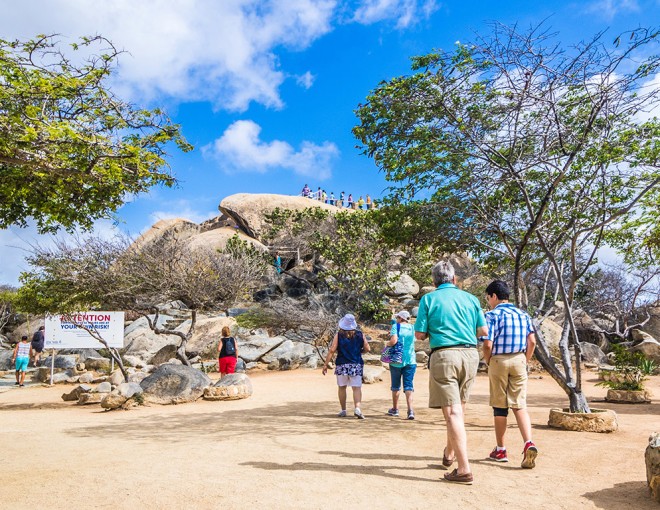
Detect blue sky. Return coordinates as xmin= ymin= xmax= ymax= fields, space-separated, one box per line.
xmin=1 ymin=0 xmax=659 ymax=286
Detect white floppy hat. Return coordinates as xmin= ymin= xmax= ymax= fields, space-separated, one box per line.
xmin=396 ymin=310 xmax=411 ymax=321
xmin=338 ymin=314 xmax=358 ymax=331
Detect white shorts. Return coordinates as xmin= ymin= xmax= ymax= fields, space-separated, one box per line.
xmin=336 ymin=374 xmax=362 ymax=387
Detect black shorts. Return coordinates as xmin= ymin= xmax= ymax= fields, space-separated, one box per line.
xmin=31 ymin=344 xmax=44 ymax=353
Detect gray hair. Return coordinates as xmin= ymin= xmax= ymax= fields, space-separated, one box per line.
xmin=432 ymin=260 xmax=455 ymax=287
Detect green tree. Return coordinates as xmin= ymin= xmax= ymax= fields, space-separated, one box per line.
xmin=0 ymin=35 xmax=192 ymax=233
xmin=355 ymin=23 xmax=660 ymax=412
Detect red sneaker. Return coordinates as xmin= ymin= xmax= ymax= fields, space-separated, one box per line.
xmin=522 ymin=442 xmax=538 ymax=469
xmin=489 ymin=447 xmax=508 ymax=462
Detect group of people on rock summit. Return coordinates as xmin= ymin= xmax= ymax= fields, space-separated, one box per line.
xmin=322 ymin=260 xmax=538 ymax=485
xmin=300 ymin=184 xmax=375 ymax=209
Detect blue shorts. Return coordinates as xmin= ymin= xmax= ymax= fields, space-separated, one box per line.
xmin=15 ymin=356 xmax=29 ymax=372
xmin=390 ymin=364 xmax=416 ymax=392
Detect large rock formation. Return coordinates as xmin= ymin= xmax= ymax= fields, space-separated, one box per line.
xmin=220 ymin=193 xmax=340 ymax=241
xmin=133 ymin=218 xmax=200 ymax=250
xmin=185 ymin=226 xmax=267 ymax=253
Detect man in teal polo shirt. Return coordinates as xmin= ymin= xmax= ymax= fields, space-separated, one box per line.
xmin=415 ymin=260 xmax=487 ymax=485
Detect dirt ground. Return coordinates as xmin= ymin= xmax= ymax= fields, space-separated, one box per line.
xmin=0 ymin=367 xmax=658 ymax=510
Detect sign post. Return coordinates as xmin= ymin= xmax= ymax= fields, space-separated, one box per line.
xmin=45 ymin=312 xmax=125 ymax=384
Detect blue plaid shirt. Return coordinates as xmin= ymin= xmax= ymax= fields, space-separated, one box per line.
xmin=485 ymin=303 xmax=534 ymax=355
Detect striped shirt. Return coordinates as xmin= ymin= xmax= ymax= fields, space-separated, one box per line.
xmin=16 ymin=342 xmax=31 ymax=358
xmin=485 ymin=303 xmax=534 ymax=355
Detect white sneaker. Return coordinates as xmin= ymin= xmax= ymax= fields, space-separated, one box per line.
xmin=354 ymin=408 xmax=365 ymax=419
xmin=337 ymin=410 xmax=347 ymax=417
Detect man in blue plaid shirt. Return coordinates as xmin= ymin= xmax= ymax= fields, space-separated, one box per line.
xmin=482 ymin=280 xmax=539 ymax=469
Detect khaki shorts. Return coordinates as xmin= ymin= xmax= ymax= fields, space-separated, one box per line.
xmin=488 ymin=352 xmax=528 ymax=409
xmin=428 ymin=348 xmax=479 ymax=408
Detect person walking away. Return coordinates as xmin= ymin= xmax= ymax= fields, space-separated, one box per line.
xmin=329 ymin=192 xmax=336 ymax=206
xmin=357 ymin=196 xmax=365 ymax=209
xmin=415 ymin=260 xmax=488 ymax=485
xmin=218 ymin=326 xmax=239 ymax=377
xmin=347 ymin=194 xmax=354 ymax=209
xmin=31 ymin=325 xmax=45 ymax=366
xmin=339 ymin=191 xmax=345 ymax=208
xmin=274 ymin=251 xmax=282 ymax=274
xmin=12 ymin=335 xmax=32 ymax=387
xmin=366 ymin=194 xmax=372 ymax=209
xmin=316 ymin=187 xmax=322 ymax=200
xmin=387 ymin=310 xmax=417 ymax=419
xmin=481 ymin=280 xmax=538 ymax=469
xmin=322 ymin=190 xmax=327 ymax=203
xmin=322 ymin=314 xmax=370 ymax=419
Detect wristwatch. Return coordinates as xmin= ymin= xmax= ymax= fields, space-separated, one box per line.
xmin=478 ymin=336 xmax=489 ymax=342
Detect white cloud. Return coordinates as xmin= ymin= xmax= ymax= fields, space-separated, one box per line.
xmin=205 ymin=120 xmax=339 ymax=179
xmin=296 ymin=71 xmax=316 ymax=89
xmin=584 ymin=0 xmax=639 ymax=20
xmin=0 ymin=0 xmax=337 ymax=112
xmin=352 ymin=0 xmax=439 ymax=28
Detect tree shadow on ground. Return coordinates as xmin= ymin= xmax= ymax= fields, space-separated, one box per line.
xmin=582 ymin=481 xmax=657 ymax=509
xmin=0 ymin=401 xmax=71 ymax=411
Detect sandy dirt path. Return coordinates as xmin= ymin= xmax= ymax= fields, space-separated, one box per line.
xmin=0 ymin=367 xmax=658 ymax=510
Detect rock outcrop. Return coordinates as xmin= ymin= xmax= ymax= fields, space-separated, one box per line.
xmin=647 ymin=432 xmax=660 ymax=503
xmin=220 ymin=193 xmax=340 ymax=241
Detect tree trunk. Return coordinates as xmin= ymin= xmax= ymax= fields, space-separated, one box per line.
xmin=533 ymin=321 xmax=591 ymax=413
xmin=558 ymin=318 xmax=574 ymax=384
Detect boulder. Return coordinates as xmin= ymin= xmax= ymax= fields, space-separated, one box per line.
xmin=276 ymin=276 xmax=312 ymax=298
xmin=78 ymin=372 xmax=95 ymax=383
xmin=605 ymin=389 xmax=652 ymax=404
xmin=0 ymin=350 xmax=13 ymax=370
xmin=411 ymin=306 xmax=419 ymax=318
xmin=219 ymin=193 xmax=340 ymax=241
xmin=149 ymin=344 xmax=179 ymax=366
xmin=94 ymin=382 xmax=112 ymax=393
xmin=647 ymin=432 xmax=660 ymax=503
xmin=84 ymin=357 xmax=111 ymax=372
xmin=632 ymin=329 xmax=657 ymax=344
xmin=418 ymin=286 xmax=436 ymax=298
xmin=203 ymin=373 xmax=253 ymax=401
xmin=40 ymin=355 xmax=78 ymax=370
xmin=537 ymin=319 xmax=563 ymax=354
xmin=101 ymin=393 xmax=128 ymax=410
xmin=579 ymin=343 xmax=608 ymax=365
xmin=177 ymin=315 xmax=236 ymax=359
xmin=260 ymin=340 xmax=317 ymax=370
xmin=109 ymin=370 xmax=125 ymax=386
xmin=140 ymin=364 xmax=212 ymax=405
xmin=117 ymin=382 xmax=143 ymax=398
xmin=386 ymin=272 xmax=419 ymax=297
xmin=643 ymin=307 xmax=660 ymax=344
xmin=122 ymin=318 xmax=180 ymax=365
xmin=237 ymin=335 xmax=286 ymax=363
xmin=416 ymin=351 xmax=429 ymax=365
xmin=59 ymin=349 xmax=102 ymax=363
xmin=630 ymin=338 xmax=660 ymax=364
xmin=61 ymin=384 xmax=92 ymax=402
xmin=362 ymin=365 xmax=385 ymax=384
xmin=185 ymin=227 xmax=266 ymax=253
xmin=77 ymin=393 xmax=104 ymax=405
xmin=128 ymin=371 xmax=149 ymax=384
xmin=124 ymin=313 xmax=175 ymax=337
xmin=548 ymin=408 xmax=618 ymax=433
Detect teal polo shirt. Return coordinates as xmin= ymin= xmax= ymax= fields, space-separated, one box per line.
xmin=414 ymin=283 xmax=486 ymax=348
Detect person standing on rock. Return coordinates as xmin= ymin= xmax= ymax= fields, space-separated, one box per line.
xmin=481 ymin=280 xmax=538 ymax=469
xmin=386 ymin=310 xmax=417 ymax=419
xmin=31 ymin=325 xmax=45 ymax=366
xmin=12 ymin=335 xmax=33 ymax=387
xmin=347 ymin=194 xmax=354 ymax=208
xmin=414 ymin=260 xmax=487 ymax=485
xmin=218 ymin=326 xmax=238 ymax=377
xmin=274 ymin=251 xmax=282 ymax=274
xmin=322 ymin=314 xmax=370 ymax=419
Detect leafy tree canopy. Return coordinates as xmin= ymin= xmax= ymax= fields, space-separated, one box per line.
xmin=0 ymin=35 xmax=192 ymax=233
